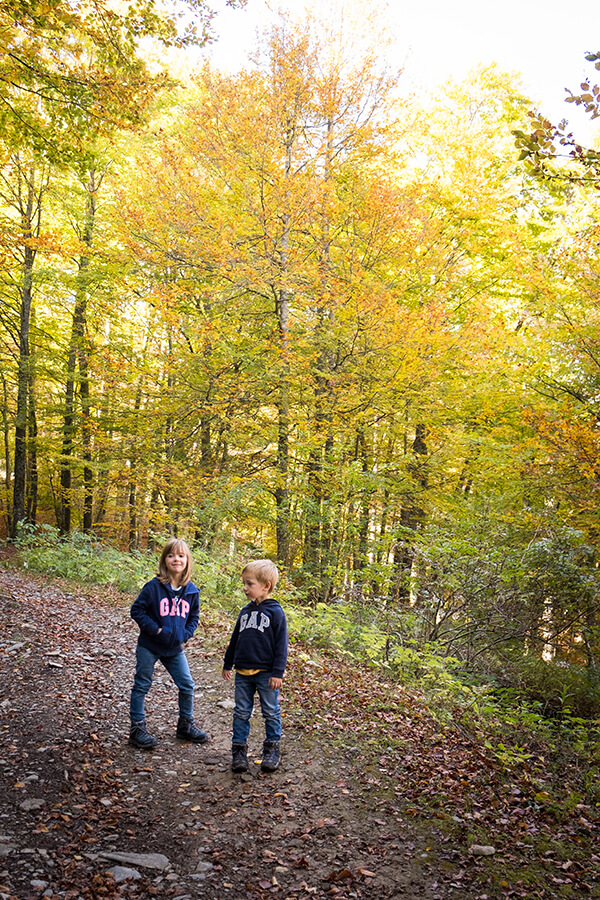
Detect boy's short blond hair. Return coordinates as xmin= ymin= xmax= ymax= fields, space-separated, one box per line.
xmin=242 ymin=559 xmax=279 ymax=591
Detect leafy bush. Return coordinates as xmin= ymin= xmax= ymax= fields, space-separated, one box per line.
xmin=490 ymin=650 xmax=600 ymax=719
xmin=13 ymin=524 xmax=155 ymax=593
xmin=10 ymin=525 xmax=300 ymax=615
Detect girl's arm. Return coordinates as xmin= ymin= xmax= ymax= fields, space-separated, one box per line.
xmin=130 ymin=583 xmax=160 ymax=636
xmin=183 ymin=591 xmax=200 ymax=642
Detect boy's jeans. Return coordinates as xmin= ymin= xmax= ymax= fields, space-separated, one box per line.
xmin=130 ymin=645 xmax=195 ymax=722
xmin=233 ymin=671 xmax=281 ymax=744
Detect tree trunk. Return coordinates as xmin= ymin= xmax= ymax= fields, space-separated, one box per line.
xmin=60 ymin=167 xmax=99 ymax=533
xmin=26 ymin=371 xmax=38 ymax=523
xmin=275 ymin=280 xmax=291 ymax=567
xmin=13 ymin=233 xmax=36 ymax=532
xmin=1 ymin=374 xmax=11 ymax=534
xmin=9 ymin=158 xmax=48 ymax=536
xmin=79 ymin=350 xmax=93 ymax=532
xmin=393 ymin=422 xmax=428 ymax=602
xmin=275 ymin=121 xmax=294 ymax=568
xmin=355 ymin=426 xmax=372 ymax=577
xmin=304 ymin=116 xmax=336 ymax=600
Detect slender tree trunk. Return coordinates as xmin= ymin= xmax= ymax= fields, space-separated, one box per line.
xmin=79 ymin=349 xmax=93 ymax=532
xmin=162 ymin=327 xmax=181 ymax=535
xmin=148 ymin=485 xmax=161 ymax=550
xmin=393 ymin=422 xmax=428 ymax=602
xmin=275 ymin=122 xmax=293 ymax=568
xmin=1 ymin=374 xmax=11 ymax=534
xmin=275 ymin=279 xmax=290 ymax=566
xmin=127 ymin=375 xmax=145 ymax=550
xmin=128 ymin=475 xmax=138 ymax=550
xmin=60 ymin=167 xmax=100 ymax=533
xmin=26 ymin=371 xmax=38 ymax=523
xmin=356 ymin=426 xmax=372 ymax=577
xmin=59 ymin=338 xmax=76 ymax=533
xmin=93 ymin=387 xmax=111 ymax=532
xmin=304 ymin=117 xmax=336 ymax=599
xmin=13 ymin=242 xmax=36 ymax=533
xmin=10 ymin=159 xmax=47 ymax=536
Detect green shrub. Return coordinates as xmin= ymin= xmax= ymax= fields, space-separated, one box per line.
xmin=13 ymin=524 xmax=155 ymax=593
xmin=489 ymin=650 xmax=600 ymax=719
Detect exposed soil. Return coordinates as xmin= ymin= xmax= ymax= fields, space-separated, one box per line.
xmin=0 ymin=562 xmax=598 ymax=900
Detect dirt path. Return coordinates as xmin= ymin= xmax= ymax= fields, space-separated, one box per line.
xmin=1 ymin=567 xmax=598 ymax=900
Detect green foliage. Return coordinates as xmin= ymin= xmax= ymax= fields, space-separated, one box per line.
xmin=491 ymin=652 xmax=600 ymax=719
xmin=11 ymin=525 xmax=300 ymax=616
xmin=405 ymin=513 xmax=600 ymax=686
xmin=285 ymin=599 xmax=485 ymax=723
xmin=12 ymin=524 xmax=155 ymax=593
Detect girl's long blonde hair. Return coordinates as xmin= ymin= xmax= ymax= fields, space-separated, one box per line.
xmin=157 ymin=538 xmax=193 ymax=586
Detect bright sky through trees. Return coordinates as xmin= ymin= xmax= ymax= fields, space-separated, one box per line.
xmin=206 ymin=0 xmax=600 ymax=144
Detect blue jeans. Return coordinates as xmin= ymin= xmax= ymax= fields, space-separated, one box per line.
xmin=130 ymin=645 xmax=195 ymax=722
xmin=233 ymin=671 xmax=281 ymax=744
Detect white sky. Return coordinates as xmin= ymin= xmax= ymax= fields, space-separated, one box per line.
xmin=203 ymin=0 xmax=600 ymax=144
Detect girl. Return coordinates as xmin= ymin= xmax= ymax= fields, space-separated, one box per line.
xmin=128 ymin=538 xmax=208 ymax=749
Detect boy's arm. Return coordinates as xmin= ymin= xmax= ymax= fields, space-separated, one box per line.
xmin=222 ymin=617 xmax=241 ymax=672
xmin=130 ymin=583 xmax=160 ymax=636
xmin=270 ymin=609 xmax=288 ymax=681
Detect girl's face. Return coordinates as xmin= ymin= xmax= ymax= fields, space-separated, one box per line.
xmin=165 ymin=547 xmax=188 ymax=584
xmin=242 ymin=574 xmax=271 ymax=604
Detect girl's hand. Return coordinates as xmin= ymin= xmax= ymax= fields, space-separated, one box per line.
xmin=269 ymin=676 xmax=282 ymax=690
xmin=222 ymin=668 xmax=232 ymax=680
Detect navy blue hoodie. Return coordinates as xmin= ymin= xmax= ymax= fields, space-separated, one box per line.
xmin=130 ymin=576 xmax=200 ymax=657
xmin=223 ymin=598 xmax=288 ymax=679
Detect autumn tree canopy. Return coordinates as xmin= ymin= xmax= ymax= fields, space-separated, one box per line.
xmin=0 ymin=1 xmax=599 ymax=681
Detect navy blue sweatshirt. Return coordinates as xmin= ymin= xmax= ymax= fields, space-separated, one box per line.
xmin=223 ymin=598 xmax=288 ymax=679
xmin=130 ymin=576 xmax=200 ymax=657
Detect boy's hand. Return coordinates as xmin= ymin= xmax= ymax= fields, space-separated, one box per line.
xmin=269 ymin=676 xmax=282 ymax=690
xmin=222 ymin=668 xmax=232 ymax=680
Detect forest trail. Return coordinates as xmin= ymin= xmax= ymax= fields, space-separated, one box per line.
xmin=0 ymin=565 xmax=598 ymax=900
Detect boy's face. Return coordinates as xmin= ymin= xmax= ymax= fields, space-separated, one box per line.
xmin=242 ymin=574 xmax=271 ymax=604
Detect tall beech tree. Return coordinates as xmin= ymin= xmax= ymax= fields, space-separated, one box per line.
xmin=120 ymin=11 xmax=414 ymax=577
xmin=58 ymin=163 xmax=106 ymax=534
xmin=0 ymin=154 xmax=49 ymax=534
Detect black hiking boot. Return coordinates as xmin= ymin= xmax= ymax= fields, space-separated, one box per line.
xmin=129 ymin=719 xmax=158 ymax=750
xmin=176 ymin=716 xmax=209 ymax=744
xmin=231 ymin=742 xmax=249 ymax=773
xmin=261 ymin=740 xmax=281 ymax=772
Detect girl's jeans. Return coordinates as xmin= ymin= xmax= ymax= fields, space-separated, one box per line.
xmin=233 ymin=671 xmax=281 ymax=744
xmin=130 ymin=645 xmax=195 ymax=722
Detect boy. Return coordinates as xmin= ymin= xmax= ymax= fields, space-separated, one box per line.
xmin=222 ymin=559 xmax=288 ymax=773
